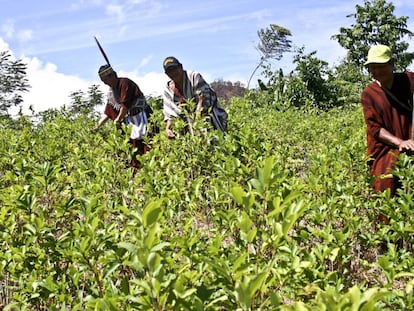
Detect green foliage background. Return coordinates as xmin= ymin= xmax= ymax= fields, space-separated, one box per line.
xmin=1 ymin=94 xmax=414 ymax=310
xmin=2 ymin=0 xmax=414 ymax=307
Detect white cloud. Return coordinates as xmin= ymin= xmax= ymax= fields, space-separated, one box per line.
xmin=17 ymin=29 xmax=33 ymax=43
xmin=106 ymin=4 xmax=125 ymax=20
xmin=0 ymin=37 xmax=10 ymax=50
xmin=1 ymin=20 xmax=15 ymax=38
xmin=117 ymin=70 xmax=168 ymax=97
xmin=1 ymin=20 xmax=32 ymax=43
xmin=128 ymin=0 xmax=147 ymax=4
xmin=139 ymin=55 xmax=152 ymax=68
xmin=70 ymin=0 xmax=104 ymax=10
xmin=2 ymin=38 xmax=84 ymax=117
xmin=19 ymin=56 xmax=95 ymax=114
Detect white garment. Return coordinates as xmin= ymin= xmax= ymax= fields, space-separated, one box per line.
xmin=126 ymin=111 xmax=148 ymax=140
xmin=108 ymin=89 xmax=149 ymax=140
xmin=162 ymin=70 xmax=213 ymax=121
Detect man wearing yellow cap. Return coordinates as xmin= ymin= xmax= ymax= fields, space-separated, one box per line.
xmin=162 ymin=56 xmax=228 ymax=138
xmin=361 ymin=44 xmax=414 ymax=196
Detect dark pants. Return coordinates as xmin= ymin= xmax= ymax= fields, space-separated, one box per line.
xmin=130 ymin=139 xmax=150 ymax=172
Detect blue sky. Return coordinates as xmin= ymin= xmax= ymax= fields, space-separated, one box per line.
xmin=1 ymin=0 xmax=414 ymax=113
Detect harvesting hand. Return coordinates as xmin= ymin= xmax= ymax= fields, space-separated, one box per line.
xmin=166 ymin=128 xmax=175 ymax=139
xmin=398 ymin=139 xmax=414 ymax=151
xmin=165 ymin=119 xmax=175 ymax=139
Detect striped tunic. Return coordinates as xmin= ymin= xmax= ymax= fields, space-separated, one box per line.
xmin=361 ymin=72 xmax=414 ymax=194
xmin=162 ymin=70 xmax=217 ymax=121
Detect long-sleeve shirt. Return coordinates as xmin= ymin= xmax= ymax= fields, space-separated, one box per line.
xmin=162 ymin=70 xmax=217 ymax=121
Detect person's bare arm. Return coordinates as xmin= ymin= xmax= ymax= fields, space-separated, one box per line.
xmin=196 ymin=94 xmax=203 ymax=113
xmin=165 ymin=119 xmax=175 ymax=138
xmin=379 ymin=128 xmax=414 ymax=151
xmin=94 ymin=114 xmax=110 ymax=131
xmin=114 ymin=105 xmax=128 ymax=124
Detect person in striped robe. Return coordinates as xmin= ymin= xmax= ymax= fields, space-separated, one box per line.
xmin=162 ymin=56 xmax=227 ymax=138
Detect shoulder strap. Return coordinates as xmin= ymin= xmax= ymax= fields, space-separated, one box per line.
xmin=406 ymin=72 xmax=414 ymax=94
xmin=377 ymin=80 xmax=412 ymax=113
xmin=379 ymin=75 xmax=414 ymax=139
xmin=408 ymin=72 xmax=414 ymax=139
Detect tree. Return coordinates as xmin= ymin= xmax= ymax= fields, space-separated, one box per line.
xmin=68 ymin=84 xmax=103 ymax=115
xmin=247 ymin=24 xmax=292 ymax=88
xmin=291 ymin=47 xmax=342 ymax=109
xmin=249 ymin=47 xmax=346 ymax=111
xmin=0 ymin=51 xmax=30 ymax=116
xmin=332 ymin=0 xmax=414 ymax=70
xmin=332 ymin=60 xmax=371 ymax=106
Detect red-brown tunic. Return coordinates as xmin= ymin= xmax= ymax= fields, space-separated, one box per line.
xmin=103 ymin=77 xmax=149 ymax=172
xmin=361 ymin=72 xmax=414 ymax=195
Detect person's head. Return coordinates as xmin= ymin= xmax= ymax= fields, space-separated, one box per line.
xmin=163 ymin=56 xmax=183 ymax=82
xmin=364 ymin=44 xmax=394 ymax=84
xmin=98 ymin=64 xmax=117 ymax=87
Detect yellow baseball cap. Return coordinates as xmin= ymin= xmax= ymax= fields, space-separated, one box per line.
xmin=364 ymin=44 xmax=392 ymax=65
xmin=163 ymin=56 xmax=181 ymax=72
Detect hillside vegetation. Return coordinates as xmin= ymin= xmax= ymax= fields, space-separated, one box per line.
xmin=1 ymin=96 xmax=414 ymax=310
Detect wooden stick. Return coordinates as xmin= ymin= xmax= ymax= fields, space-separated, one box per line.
xmin=94 ymin=36 xmax=111 ymax=66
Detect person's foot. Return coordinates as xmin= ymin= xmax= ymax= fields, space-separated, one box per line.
xmin=377 ymin=213 xmax=390 ymax=225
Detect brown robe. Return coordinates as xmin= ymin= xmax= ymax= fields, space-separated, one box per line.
xmin=103 ymin=77 xmax=149 ymax=172
xmin=361 ymin=72 xmax=414 ymax=195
